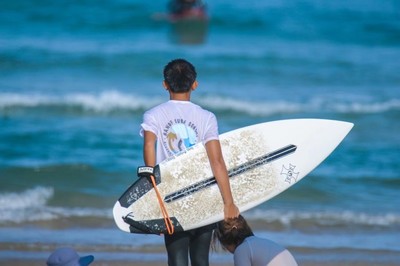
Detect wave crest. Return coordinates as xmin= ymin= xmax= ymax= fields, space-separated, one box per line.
xmin=247 ymin=209 xmax=400 ymax=229
xmin=0 ymin=91 xmax=399 ymax=116
xmin=0 ymin=186 xmax=110 ymax=224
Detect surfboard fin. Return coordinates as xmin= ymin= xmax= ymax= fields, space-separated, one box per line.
xmin=123 ymin=215 xmax=155 ymax=234
xmin=123 ymin=214 xmax=183 ymax=235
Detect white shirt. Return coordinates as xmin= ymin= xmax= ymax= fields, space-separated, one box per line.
xmin=140 ymin=100 xmax=219 ymax=164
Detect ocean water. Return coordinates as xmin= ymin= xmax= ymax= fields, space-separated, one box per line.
xmin=1 ymin=0 xmax=400 ymax=264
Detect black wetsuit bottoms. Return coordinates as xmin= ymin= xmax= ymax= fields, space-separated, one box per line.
xmin=164 ymin=223 xmax=216 ymax=266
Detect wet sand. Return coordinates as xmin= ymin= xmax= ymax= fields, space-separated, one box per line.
xmin=2 ymin=245 xmax=400 ymax=266
xmin=5 ymin=259 xmax=400 ymax=266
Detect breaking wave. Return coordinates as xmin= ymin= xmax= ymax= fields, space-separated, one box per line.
xmin=0 ymin=186 xmax=110 ymax=224
xmin=1 ymin=91 xmax=399 ymax=117
xmin=1 ymin=186 xmax=398 ymax=230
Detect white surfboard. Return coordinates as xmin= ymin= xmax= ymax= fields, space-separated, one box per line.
xmin=113 ymin=119 xmax=353 ymax=234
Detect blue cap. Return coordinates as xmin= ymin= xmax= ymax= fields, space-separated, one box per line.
xmin=46 ymin=247 xmax=94 ymax=266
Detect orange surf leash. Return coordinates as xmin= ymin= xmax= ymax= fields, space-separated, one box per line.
xmin=149 ymin=174 xmax=175 ymax=235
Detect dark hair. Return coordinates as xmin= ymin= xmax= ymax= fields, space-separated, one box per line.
xmin=163 ymin=59 xmax=197 ymax=93
xmin=213 ymin=215 xmax=254 ymax=252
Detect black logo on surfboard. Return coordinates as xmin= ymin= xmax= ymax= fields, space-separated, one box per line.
xmin=280 ymin=164 xmax=299 ymax=184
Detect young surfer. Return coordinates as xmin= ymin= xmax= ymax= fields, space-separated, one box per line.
xmin=140 ymin=58 xmax=239 ymax=266
xmin=213 ymin=215 xmax=298 ymax=266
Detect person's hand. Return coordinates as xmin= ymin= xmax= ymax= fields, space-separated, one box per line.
xmin=224 ymin=202 xmax=240 ymax=220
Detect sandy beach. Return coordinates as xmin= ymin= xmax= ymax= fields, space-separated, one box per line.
xmin=5 ymin=256 xmax=400 ymax=266
xmin=5 ymin=258 xmax=400 ymax=266
xmin=1 ymin=243 xmax=400 ymax=266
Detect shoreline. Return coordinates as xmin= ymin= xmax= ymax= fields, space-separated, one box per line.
xmin=3 ymin=257 xmax=400 ymax=266
xmin=1 ymin=244 xmax=400 ymax=266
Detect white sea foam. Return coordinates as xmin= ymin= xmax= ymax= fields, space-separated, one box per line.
xmin=0 ymin=91 xmax=399 ymax=115
xmin=0 ymin=187 xmax=111 ymax=224
xmin=332 ymin=99 xmax=400 ymax=113
xmin=0 ymin=186 xmax=53 ymax=210
xmin=197 ymin=96 xmax=303 ymax=116
xmin=246 ymin=208 xmax=400 ymax=227
xmin=64 ymin=91 xmax=162 ymax=112
xmin=0 ymin=186 xmax=53 ymax=223
xmin=0 ymin=91 xmax=162 ymax=113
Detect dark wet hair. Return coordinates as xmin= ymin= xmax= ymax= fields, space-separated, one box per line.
xmin=213 ymin=215 xmax=254 ymax=251
xmin=163 ymin=59 xmax=197 ymax=93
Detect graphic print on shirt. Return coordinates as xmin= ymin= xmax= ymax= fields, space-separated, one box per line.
xmin=163 ymin=119 xmax=199 ymax=157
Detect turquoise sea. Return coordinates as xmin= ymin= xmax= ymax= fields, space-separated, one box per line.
xmin=1 ymin=0 xmax=399 ymax=264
